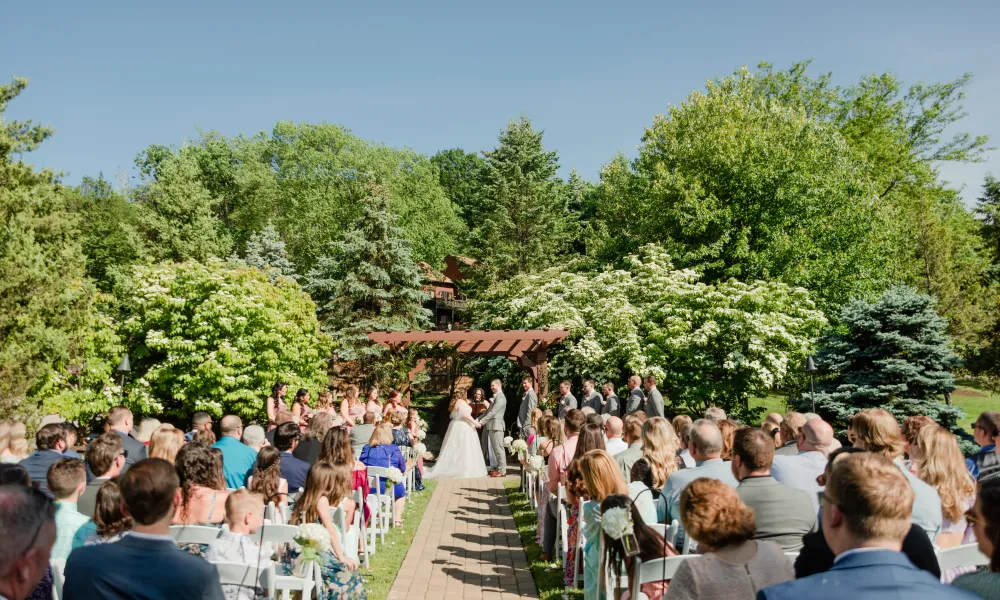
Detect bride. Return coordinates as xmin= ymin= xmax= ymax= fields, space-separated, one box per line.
xmin=425 ymin=393 xmax=488 ymax=479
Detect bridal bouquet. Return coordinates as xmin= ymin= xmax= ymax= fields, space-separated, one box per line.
xmin=387 ymin=467 xmax=404 ymax=484
xmin=292 ymin=522 xmax=331 ymax=576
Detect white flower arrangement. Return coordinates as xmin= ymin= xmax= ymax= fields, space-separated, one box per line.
xmin=528 ymin=454 xmax=544 ymax=473
xmin=416 ymin=429 xmax=427 ymax=441
xmin=294 ymin=522 xmax=331 ymax=554
xmin=503 ymin=436 xmax=514 ymax=450
xmin=386 ymin=467 xmax=404 ymax=484
xmin=601 ymin=506 xmax=634 ymax=541
xmin=511 ymin=439 xmax=528 ymax=454
xmin=413 ymin=442 xmax=427 ymax=455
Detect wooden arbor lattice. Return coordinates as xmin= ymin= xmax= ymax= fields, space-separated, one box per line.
xmin=367 ymin=329 xmax=569 ymax=399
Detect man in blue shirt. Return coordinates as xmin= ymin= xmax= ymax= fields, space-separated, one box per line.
xmin=212 ymin=415 xmax=257 ymax=489
xmin=966 ymin=411 xmax=999 ymax=481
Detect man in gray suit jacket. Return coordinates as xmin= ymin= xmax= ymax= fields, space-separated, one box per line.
xmin=624 ymin=376 xmax=645 ymax=416
xmin=601 ymin=383 xmax=621 ymax=417
xmin=642 ymin=375 xmax=665 ymax=418
xmin=65 ymin=458 xmax=224 ymax=600
xmin=517 ymin=377 xmax=538 ymax=435
xmin=732 ymin=428 xmax=816 ymax=552
xmin=478 ymin=379 xmax=508 ymax=477
xmin=556 ymin=380 xmax=577 ymax=419
xmin=582 ymin=380 xmax=603 ymax=412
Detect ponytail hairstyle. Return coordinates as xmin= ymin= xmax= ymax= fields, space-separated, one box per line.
xmin=249 ymin=446 xmax=282 ymax=500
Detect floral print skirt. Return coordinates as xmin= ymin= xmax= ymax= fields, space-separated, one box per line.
xmin=281 ymin=546 xmax=367 ymax=600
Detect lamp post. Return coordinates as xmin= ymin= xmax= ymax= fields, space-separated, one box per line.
xmin=117 ymin=354 xmax=131 ymax=402
xmin=805 ymin=355 xmax=818 ymax=413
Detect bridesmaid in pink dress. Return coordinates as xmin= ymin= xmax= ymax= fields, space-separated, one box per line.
xmin=382 ymin=390 xmax=405 ymax=418
xmin=339 ymin=385 xmax=365 ymax=426
xmin=364 ymin=386 xmax=383 ymax=421
xmin=291 ymin=388 xmax=314 ymax=433
xmin=314 ymin=390 xmax=339 ymax=417
xmin=266 ymin=381 xmax=288 ymax=431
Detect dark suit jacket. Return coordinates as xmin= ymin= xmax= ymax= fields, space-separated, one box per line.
xmin=761 ymin=549 xmax=972 ymax=600
xmin=112 ymin=429 xmax=147 ymax=469
xmin=19 ymin=450 xmax=71 ymax=494
xmin=265 ymin=428 xmax=276 ymax=446
xmin=293 ymin=439 xmax=323 ymax=465
xmin=602 ymin=394 xmax=621 ymax=417
xmin=280 ymin=451 xmax=310 ymax=492
xmin=644 ymin=387 xmax=665 ymax=418
xmin=793 ymin=524 xmax=940 ymax=580
xmin=78 ymin=477 xmax=111 ymax=519
xmin=625 ymin=388 xmax=645 ymax=415
xmin=65 ymin=533 xmax=224 ymax=600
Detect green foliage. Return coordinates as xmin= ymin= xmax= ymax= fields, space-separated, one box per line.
xmin=464 ymin=117 xmax=573 ymax=284
xmin=234 ymin=221 xmax=297 ymax=280
xmin=306 ymin=185 xmax=430 ymax=386
xmin=804 ymin=286 xmax=965 ymax=434
xmin=473 ymin=245 xmax=826 ymax=420
xmin=430 ymin=147 xmax=485 ymax=226
xmin=70 ymin=175 xmax=148 ymax=292
xmin=120 ymin=260 xmax=330 ymax=421
xmin=977 ymin=175 xmax=1000 ymax=269
xmin=0 ymin=77 xmax=123 ymax=424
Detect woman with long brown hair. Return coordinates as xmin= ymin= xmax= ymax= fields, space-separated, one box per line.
xmin=84 ymin=479 xmax=133 ymax=545
xmin=364 ymin=386 xmax=382 ymax=421
xmin=601 ymin=494 xmax=677 ymax=600
xmin=266 ymin=381 xmax=288 ymax=430
xmin=565 ymin=424 xmax=607 ymax=587
xmin=717 ymin=419 xmax=739 ymax=461
xmin=319 ymin=426 xmax=371 ymax=519
xmin=172 ymin=442 xmax=229 ymax=526
xmin=247 ymin=446 xmax=289 ymax=507
xmin=916 ymin=425 xmax=977 ymax=549
xmin=340 ymin=385 xmax=365 ymax=425
xmin=314 ymin=390 xmax=337 ymax=416
xmin=579 ymin=450 xmax=629 ymax=600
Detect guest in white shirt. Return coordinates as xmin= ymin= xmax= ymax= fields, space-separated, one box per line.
xmin=604 ymin=417 xmax=628 ymax=456
xmin=771 ymin=417 xmax=834 ymax=512
xmin=676 ymin=422 xmax=696 ymax=469
xmin=207 ymin=490 xmax=274 ymax=600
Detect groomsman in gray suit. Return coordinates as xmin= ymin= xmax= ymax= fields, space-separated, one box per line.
xmin=556 ymin=380 xmax=578 ymax=419
xmin=601 ymin=382 xmax=621 ymax=417
xmin=582 ymin=380 xmax=603 ymax=412
xmin=517 ymin=376 xmax=538 ymax=436
xmin=624 ymin=375 xmax=645 ymax=416
xmin=643 ymin=375 xmax=665 ymax=418
xmin=478 ymin=379 xmax=508 ymax=477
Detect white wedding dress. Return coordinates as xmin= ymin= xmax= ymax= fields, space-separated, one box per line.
xmin=425 ymin=399 xmax=488 ymax=479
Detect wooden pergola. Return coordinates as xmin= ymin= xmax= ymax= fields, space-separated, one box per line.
xmin=367 ymin=328 xmax=569 ymax=398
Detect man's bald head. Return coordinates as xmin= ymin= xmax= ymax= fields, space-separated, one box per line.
xmin=799 ymin=418 xmax=834 ymax=455
xmin=689 ymin=419 xmax=723 ymax=460
xmin=220 ymin=415 xmax=243 ymax=437
xmin=605 ymin=416 xmax=623 ymax=438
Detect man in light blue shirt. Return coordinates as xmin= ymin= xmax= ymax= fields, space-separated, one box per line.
xmin=771 ymin=417 xmax=835 ymax=512
xmin=48 ymin=458 xmax=96 ymax=559
xmin=212 ymin=415 xmax=258 ymax=489
xmin=662 ymin=419 xmax=738 ymax=549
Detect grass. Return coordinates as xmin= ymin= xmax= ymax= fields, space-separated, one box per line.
xmin=360 ymin=479 xmax=438 ymax=600
xmin=504 ymin=477 xmax=583 ymax=600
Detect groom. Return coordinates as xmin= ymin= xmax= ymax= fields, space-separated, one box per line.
xmin=478 ymin=379 xmax=507 ymax=478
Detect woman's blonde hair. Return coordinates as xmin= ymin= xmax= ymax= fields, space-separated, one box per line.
xmin=718 ymin=419 xmax=739 ymax=461
xmin=917 ymin=425 xmax=976 ymax=522
xmin=135 ymin=418 xmax=161 ymax=444
xmin=529 ymin=408 xmax=543 ymax=430
xmin=148 ymin=427 xmax=185 ymax=464
xmin=851 ymin=409 xmax=904 ymax=458
xmin=315 ymin=390 xmax=336 ymax=411
xmin=344 ymin=385 xmax=361 ymax=407
xmin=579 ymin=450 xmax=627 ymax=502
xmin=641 ymin=417 xmax=680 ymax=488
xmin=0 ymin=419 xmax=29 ymax=459
xmin=369 ymin=422 xmax=393 ymax=447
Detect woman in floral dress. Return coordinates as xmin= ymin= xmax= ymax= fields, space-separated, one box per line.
xmin=319 ymin=426 xmax=371 ymax=527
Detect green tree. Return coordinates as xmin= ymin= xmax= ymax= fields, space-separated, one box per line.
xmin=121 ymin=260 xmax=330 ymax=421
xmin=465 ymin=117 xmax=572 ymax=284
xmin=306 ymin=185 xmax=430 ymax=385
xmin=236 ymin=221 xmax=297 ymax=280
xmin=804 ymin=286 xmax=965 ymax=434
xmin=430 ymin=147 xmax=485 ymax=226
xmin=0 ymin=77 xmax=122 ymax=423
xmin=977 ymin=175 xmax=1000 ymax=267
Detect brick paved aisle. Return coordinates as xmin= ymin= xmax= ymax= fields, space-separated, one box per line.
xmin=388 ymin=474 xmax=537 ymax=600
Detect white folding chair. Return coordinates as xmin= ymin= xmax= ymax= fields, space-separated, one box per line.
xmin=212 ymin=561 xmax=278 ymax=600
xmin=354 ymin=487 xmax=374 ymax=565
xmin=664 ymin=520 xmax=679 ymax=547
xmin=936 ymin=543 xmax=990 ymax=570
xmin=248 ymin=523 xmax=298 ymax=545
xmin=367 ymin=466 xmax=395 ymax=542
xmin=330 ymin=505 xmax=361 ymax=563
xmin=573 ymin=498 xmax=587 ymax=587
xmin=556 ymin=484 xmax=569 ymax=562
xmin=170 ymin=524 xmax=224 ymax=546
xmin=264 ymin=501 xmax=283 ymax=525
xmin=50 ymin=558 xmax=66 ymax=600
xmin=630 ymin=555 xmax=700 ymax=599
xmin=274 ymin=561 xmax=317 ymax=600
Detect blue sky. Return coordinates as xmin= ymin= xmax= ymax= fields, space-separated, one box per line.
xmin=3 ymin=0 xmax=998 ymax=204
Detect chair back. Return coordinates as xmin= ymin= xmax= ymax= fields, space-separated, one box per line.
xmin=331 ymin=506 xmax=348 ymax=533
xmin=50 ymin=558 xmax=66 ymax=600
xmin=212 ymin=561 xmax=277 ymax=600
xmin=646 ymin=523 xmax=667 ymax=540
xmin=936 ymin=543 xmax=990 ymax=570
xmin=248 ymin=523 xmax=298 ymax=544
xmin=264 ymin=501 xmax=281 ymax=524
xmin=169 ymin=524 xmax=224 ymax=545
xmin=664 ymin=520 xmax=679 ymax=546
xmin=631 ymin=555 xmax=699 ymax=600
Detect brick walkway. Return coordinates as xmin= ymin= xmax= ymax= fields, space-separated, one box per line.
xmin=388 ymin=474 xmax=537 ymax=600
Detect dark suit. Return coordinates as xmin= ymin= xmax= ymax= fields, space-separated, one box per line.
xmin=280 ymin=451 xmax=310 ymax=492
xmin=78 ymin=477 xmax=111 ymax=519
xmin=644 ymin=387 xmax=665 ymax=418
xmin=583 ymin=390 xmax=603 ymax=412
xmin=625 ymin=387 xmax=645 ymax=416
xmin=19 ymin=450 xmax=71 ymax=495
xmin=65 ymin=533 xmax=224 ymax=600
xmin=265 ymin=428 xmax=276 ymax=447
xmin=760 ymin=549 xmax=973 ymax=600
xmin=794 ymin=524 xmax=940 ymax=580
xmin=292 ymin=439 xmax=323 ymax=465
xmin=735 ymin=476 xmax=816 ymax=552
xmin=112 ymin=429 xmax=147 ymax=469
xmin=602 ymin=394 xmax=621 ymax=417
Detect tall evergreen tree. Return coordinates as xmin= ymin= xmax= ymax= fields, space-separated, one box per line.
xmin=465 ymin=117 xmax=571 ymax=284
xmin=430 ymin=147 xmax=485 ymax=226
xmin=802 ymin=286 xmax=966 ymax=435
xmin=306 ymin=184 xmax=430 ymax=384
xmin=238 ymin=222 xmax=297 ymax=280
xmin=976 ymin=175 xmax=1000 ymax=269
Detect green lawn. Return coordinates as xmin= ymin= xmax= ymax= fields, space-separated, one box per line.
xmin=360 ymin=479 xmax=438 ymax=600
xmin=503 ymin=478 xmax=582 ymax=600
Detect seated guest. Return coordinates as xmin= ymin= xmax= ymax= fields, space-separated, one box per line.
xmin=901 ymin=415 xmax=936 ymax=472
xmin=286 ymin=463 xmax=365 ymax=599
xmin=213 ymin=415 xmax=258 ymax=489
xmin=65 ymin=458 xmax=225 ymax=600
xmin=194 ymin=429 xmax=217 ymax=445
xmin=578 ymin=450 xmax=628 ymax=600
xmin=185 ymin=411 xmax=214 ymax=442
xmin=148 ymin=426 xmax=185 ymax=464
xmin=104 ymin=406 xmax=147 ymax=469
xmin=771 ymin=417 xmax=834 ymax=512
xmin=916 ymin=425 xmax=976 ymax=549
xmin=274 ymin=422 xmax=310 ymax=492
xmin=629 ymin=459 xmax=665 ymax=524
xmin=677 ymin=424 xmax=695 ymax=469
xmin=642 ymin=417 xmax=684 ymax=492
xmin=0 ymin=419 xmax=31 ymax=464
xmin=206 ymin=490 xmax=273 ymax=600
xmin=665 ymin=478 xmax=793 ymax=599
xmin=792 ymin=447 xmax=941 ymax=579
xmin=967 ymin=411 xmax=1000 ymax=481
xmin=953 ymin=477 xmax=1000 ymax=598
xmin=0 ymin=483 xmax=57 ymax=600
xmin=760 ymin=452 xmax=970 ymax=600
xmin=247 ymin=447 xmax=288 ymax=508
xmin=760 ymin=414 xmax=782 ymax=449
xmin=601 ymin=494 xmax=677 ymax=600
xmin=360 ymin=423 xmax=407 ymax=526
xmin=350 ymin=413 xmax=377 ymax=459
xmin=704 ymin=406 xmax=727 ymax=422
xmin=48 ymin=458 xmax=96 ymax=559
xmin=83 ymin=479 xmax=132 ymax=545
xmin=265 ymin=411 xmax=296 ymax=446
xmin=79 ymin=433 xmax=125 ymax=519
xmin=60 ymin=423 xmax=83 ymax=460
xmin=19 ymin=423 xmax=71 ymax=494
xmin=775 ymin=412 xmax=806 ymax=456
xmin=172 ymin=443 xmax=229 ymax=528
xmin=663 ymin=419 xmax=739 ymax=549
xmin=134 ymin=418 xmax=161 ymax=447
xmin=604 ymin=416 xmax=628 ymax=456
xmin=614 ymin=415 xmax=644 ymax=480
xmin=731 ymin=428 xmax=816 ymax=552
xmin=718 ymin=419 xmax=738 ymax=461
xmin=850 ymin=409 xmax=942 ymax=539
xmin=241 ymin=425 xmax=267 ymax=453
xmin=294 ymin=412 xmax=333 ymax=465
